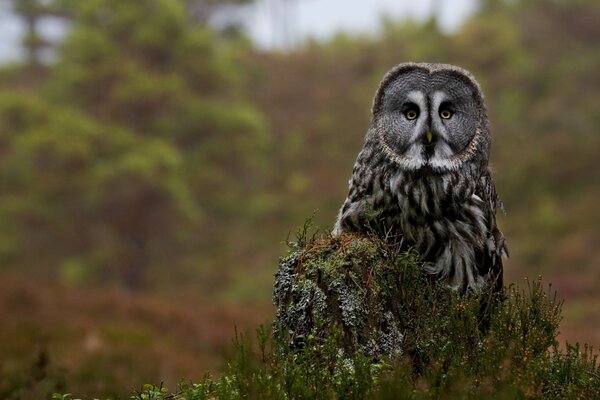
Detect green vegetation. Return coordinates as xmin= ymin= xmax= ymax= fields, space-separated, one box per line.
xmin=128 ymin=232 xmax=599 ymax=399
xmin=0 ymin=0 xmax=269 ymax=290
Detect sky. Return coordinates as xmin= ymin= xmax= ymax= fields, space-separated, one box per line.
xmin=0 ymin=0 xmax=477 ymax=63
xmin=245 ymin=0 xmax=478 ymax=49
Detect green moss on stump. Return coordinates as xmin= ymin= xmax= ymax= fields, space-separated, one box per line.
xmin=274 ymin=234 xmax=413 ymax=357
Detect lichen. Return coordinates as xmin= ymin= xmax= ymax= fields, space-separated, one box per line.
xmin=328 ymin=276 xmax=362 ymax=328
xmin=273 ymin=233 xmax=420 ymax=358
xmin=377 ymin=311 xmax=404 ymax=357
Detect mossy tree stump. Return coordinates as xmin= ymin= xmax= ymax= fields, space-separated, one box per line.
xmin=273 ymin=233 xmax=500 ymax=360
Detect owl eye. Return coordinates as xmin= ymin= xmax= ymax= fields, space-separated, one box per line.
xmin=440 ymin=109 xmax=453 ymax=119
xmin=405 ymin=110 xmax=418 ymax=120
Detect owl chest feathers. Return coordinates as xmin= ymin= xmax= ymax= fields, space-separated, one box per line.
xmin=390 ymin=171 xmax=487 ymax=244
xmin=335 ymin=163 xmax=501 ymax=291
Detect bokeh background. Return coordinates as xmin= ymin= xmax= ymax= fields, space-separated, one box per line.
xmin=0 ymin=0 xmax=597 ymax=398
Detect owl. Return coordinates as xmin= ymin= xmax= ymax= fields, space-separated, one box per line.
xmin=333 ymin=62 xmax=508 ymax=292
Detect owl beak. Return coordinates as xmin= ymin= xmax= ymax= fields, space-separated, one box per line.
xmin=426 ymin=131 xmax=433 ymax=144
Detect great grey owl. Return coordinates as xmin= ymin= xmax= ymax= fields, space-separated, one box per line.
xmin=333 ymin=62 xmax=507 ymax=292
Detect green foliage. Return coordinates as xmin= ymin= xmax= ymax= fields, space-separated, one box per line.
xmin=131 ymin=234 xmax=600 ymax=399
xmin=0 ymin=0 xmax=269 ymax=290
xmin=133 ymin=383 xmax=169 ymax=400
xmin=0 ymin=93 xmax=198 ymax=287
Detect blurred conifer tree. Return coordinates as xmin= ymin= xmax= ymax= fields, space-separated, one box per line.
xmin=0 ymin=0 xmax=269 ymax=290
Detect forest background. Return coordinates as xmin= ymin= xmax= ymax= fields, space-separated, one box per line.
xmin=0 ymin=0 xmax=598 ymax=398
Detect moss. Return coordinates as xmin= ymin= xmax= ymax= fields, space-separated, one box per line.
xmin=274 ymin=232 xmax=471 ymax=360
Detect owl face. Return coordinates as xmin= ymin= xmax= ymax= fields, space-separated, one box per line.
xmin=372 ymin=64 xmax=487 ymax=172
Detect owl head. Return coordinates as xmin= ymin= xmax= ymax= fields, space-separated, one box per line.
xmin=370 ymin=62 xmax=491 ymax=172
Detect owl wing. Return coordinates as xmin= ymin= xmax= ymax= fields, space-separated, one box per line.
xmin=476 ymin=169 xmax=508 ymax=293
xmin=332 ymin=141 xmax=385 ymax=235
